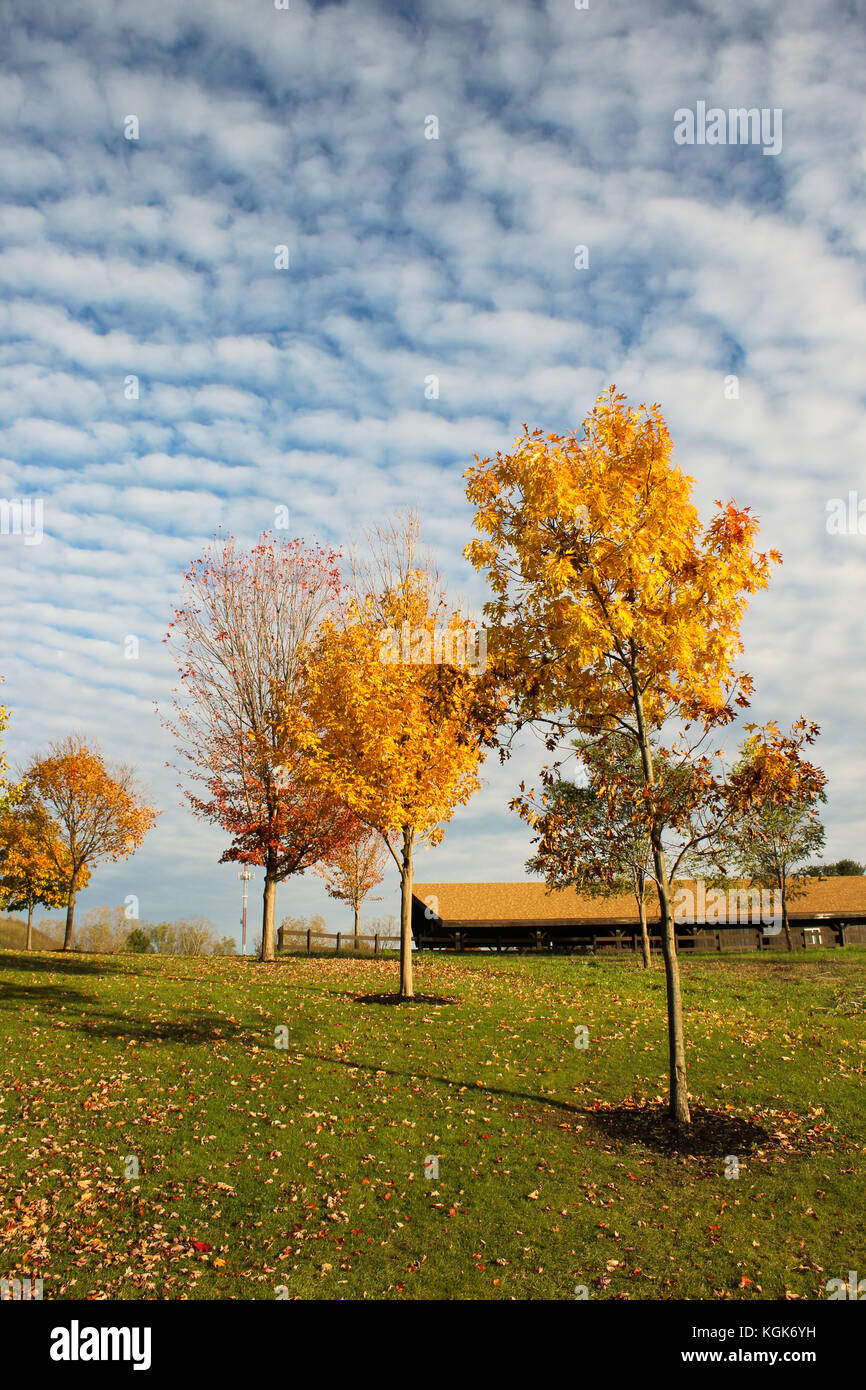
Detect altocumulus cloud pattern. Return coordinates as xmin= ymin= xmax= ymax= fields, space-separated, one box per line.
xmin=0 ymin=0 xmax=864 ymax=933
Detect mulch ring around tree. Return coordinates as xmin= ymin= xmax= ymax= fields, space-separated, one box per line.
xmin=352 ymin=992 xmax=460 ymax=1006
xmin=530 ymin=1098 xmax=846 ymax=1161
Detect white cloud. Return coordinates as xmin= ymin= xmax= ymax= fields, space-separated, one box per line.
xmin=1 ymin=0 xmax=863 ymax=937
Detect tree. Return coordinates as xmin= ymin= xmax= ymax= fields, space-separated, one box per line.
xmin=26 ymin=736 xmax=157 ymax=951
xmin=124 ymin=926 xmax=152 ymax=954
xmin=173 ymin=916 xmax=220 ymax=956
xmin=0 ymin=796 xmax=81 ymax=950
xmin=0 ymin=683 xmax=22 ymax=817
xmin=210 ymin=935 xmax=237 ymax=956
xmin=804 ymin=857 xmax=863 ymax=878
xmin=832 ymin=858 xmax=863 ymax=876
xmin=725 ymin=721 xmax=827 ymax=951
xmin=282 ymin=513 xmax=501 ymax=998
xmin=140 ymin=916 xmax=224 ymax=955
xmin=74 ymin=904 xmax=132 ymax=953
xmin=465 ymin=387 xmax=799 ymax=1124
xmin=163 ymin=534 xmax=357 ymax=964
xmin=317 ymin=826 xmax=388 ymax=946
xmin=526 ymin=736 xmax=657 ymax=967
xmin=277 ymin=912 xmax=330 ymax=951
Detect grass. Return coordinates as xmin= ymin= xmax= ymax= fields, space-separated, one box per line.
xmin=0 ymin=945 xmax=863 ymax=1301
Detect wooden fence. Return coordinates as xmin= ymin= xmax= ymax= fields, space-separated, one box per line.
xmin=278 ymin=930 xmax=401 ymax=957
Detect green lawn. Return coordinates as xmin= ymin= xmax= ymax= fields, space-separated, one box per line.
xmin=1 ymin=945 xmax=863 ymax=1300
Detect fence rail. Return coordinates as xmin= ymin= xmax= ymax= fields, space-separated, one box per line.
xmin=415 ymin=923 xmax=858 ymax=954
xmin=277 ymin=930 xmax=401 ymax=957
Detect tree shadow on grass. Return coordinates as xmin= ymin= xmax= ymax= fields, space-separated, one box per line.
xmin=0 ymin=981 xmax=96 ymax=1010
xmin=294 ymin=1051 xmax=823 ymax=1159
xmin=0 ymin=950 xmax=129 ymax=978
xmin=69 ymin=1010 xmax=261 ymax=1046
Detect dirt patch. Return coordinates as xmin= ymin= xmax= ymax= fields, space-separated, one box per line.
xmin=532 ymin=1099 xmax=845 ymax=1160
xmin=352 ymin=992 xmax=460 ymax=1006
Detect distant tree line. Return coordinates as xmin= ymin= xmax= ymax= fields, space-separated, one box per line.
xmin=802 ymin=858 xmax=863 ymax=878
xmin=29 ymin=905 xmax=235 ymax=956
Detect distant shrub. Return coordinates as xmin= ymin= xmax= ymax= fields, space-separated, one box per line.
xmin=124 ymin=927 xmax=152 ymax=954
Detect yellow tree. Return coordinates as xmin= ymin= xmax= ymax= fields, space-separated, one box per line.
xmin=26 ymin=736 xmax=158 ymax=951
xmin=281 ymin=514 xmax=501 ymax=998
xmin=317 ymin=826 xmax=389 ymax=946
xmin=0 ymin=796 xmax=86 ymax=949
xmin=0 ymin=681 xmax=22 ymax=816
xmin=465 ymin=388 xmax=783 ymax=1124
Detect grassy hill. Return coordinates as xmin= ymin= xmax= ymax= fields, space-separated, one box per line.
xmin=0 ymin=916 xmax=59 ymax=951
xmin=0 ymin=945 xmax=863 ymax=1300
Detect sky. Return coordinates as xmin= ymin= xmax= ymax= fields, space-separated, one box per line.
xmin=1 ymin=0 xmax=864 ymax=945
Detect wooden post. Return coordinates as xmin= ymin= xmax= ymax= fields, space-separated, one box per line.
xmin=336 ymin=931 xmax=341 ymax=954
xmin=374 ymin=932 xmax=379 ymax=956
xmin=306 ymin=929 xmax=311 ymax=954
xmin=496 ymin=934 xmax=502 ymax=954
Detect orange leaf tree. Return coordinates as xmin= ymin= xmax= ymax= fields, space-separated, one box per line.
xmin=525 ymin=734 xmax=660 ymax=969
xmin=163 ymin=534 xmax=359 ymax=963
xmin=726 ymin=719 xmax=827 ymax=951
xmin=465 ymin=387 xmax=788 ymax=1123
xmin=282 ymin=514 xmax=501 ymax=998
xmin=26 ymin=735 xmax=157 ymax=951
xmin=0 ymin=794 xmax=87 ymax=949
xmin=0 ymin=681 xmax=22 ymax=816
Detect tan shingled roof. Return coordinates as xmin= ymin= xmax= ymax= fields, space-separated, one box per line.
xmin=413 ymin=877 xmax=866 ymax=925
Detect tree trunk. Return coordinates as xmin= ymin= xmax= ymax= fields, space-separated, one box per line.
xmin=654 ymin=854 xmax=691 ymax=1124
xmin=261 ymin=870 xmax=277 ymax=963
xmin=26 ymin=897 xmax=34 ymax=952
xmin=629 ymin=668 xmax=690 ymax=1123
xmin=354 ymin=904 xmax=360 ymax=950
xmin=62 ymin=886 xmax=76 ymax=951
xmin=638 ymin=898 xmax=651 ymax=969
xmin=781 ymin=897 xmax=792 ymax=952
xmin=399 ymin=827 xmax=414 ymax=999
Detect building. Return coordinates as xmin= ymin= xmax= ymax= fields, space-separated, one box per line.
xmin=411 ymin=877 xmax=866 ymax=952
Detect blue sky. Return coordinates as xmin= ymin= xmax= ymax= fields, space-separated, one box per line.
xmin=1 ymin=0 xmax=864 ymax=943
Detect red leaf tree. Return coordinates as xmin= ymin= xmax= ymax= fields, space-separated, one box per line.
xmin=162 ymin=534 xmax=359 ymax=962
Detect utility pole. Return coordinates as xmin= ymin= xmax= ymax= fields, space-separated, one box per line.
xmin=238 ymin=866 xmax=252 ymax=956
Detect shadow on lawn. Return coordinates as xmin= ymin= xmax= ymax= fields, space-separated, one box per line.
xmin=0 ymin=950 xmax=129 ymax=978
xmin=70 ymin=1011 xmax=261 ymax=1046
xmin=297 ymin=1049 xmax=781 ymax=1157
xmin=0 ymin=980 xmax=96 ymax=1010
